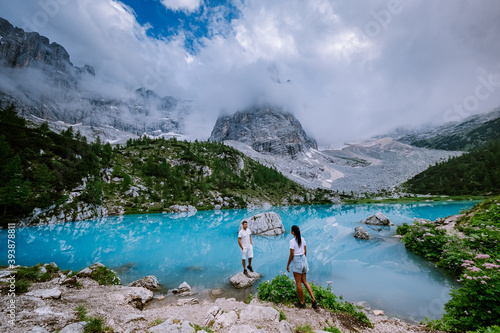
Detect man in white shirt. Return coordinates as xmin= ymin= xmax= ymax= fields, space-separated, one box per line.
xmin=238 ymin=221 xmax=253 ymax=276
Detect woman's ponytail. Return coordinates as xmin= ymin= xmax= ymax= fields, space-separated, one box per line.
xmin=291 ymin=225 xmax=301 ymax=247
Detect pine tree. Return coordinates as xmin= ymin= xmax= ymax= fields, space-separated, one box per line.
xmin=0 ymin=155 xmax=31 ymax=216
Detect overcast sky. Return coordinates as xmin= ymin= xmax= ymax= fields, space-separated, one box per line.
xmin=1 ymin=0 xmax=500 ymax=145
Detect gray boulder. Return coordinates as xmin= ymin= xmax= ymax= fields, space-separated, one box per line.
xmin=228 ymin=325 xmax=265 ymax=333
xmin=25 ymin=288 xmax=62 ymax=299
xmin=361 ymin=212 xmax=393 ymax=226
xmin=240 ymin=305 xmax=279 ymax=322
xmin=239 ymin=212 xmax=285 ymax=236
xmin=120 ymin=287 xmax=154 ymax=308
xmin=128 ymin=275 xmax=160 ymax=290
xmin=230 ymin=271 xmax=263 ymax=289
xmin=354 ymin=226 xmax=370 ymax=240
xmin=29 ymin=327 xmax=50 ymax=333
xmin=149 ymin=317 xmax=195 ymax=333
xmin=59 ymin=322 xmax=87 ymax=333
xmin=172 ymin=281 xmax=192 ymax=295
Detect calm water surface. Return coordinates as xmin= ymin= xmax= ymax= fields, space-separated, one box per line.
xmin=1 ymin=201 xmax=477 ymax=322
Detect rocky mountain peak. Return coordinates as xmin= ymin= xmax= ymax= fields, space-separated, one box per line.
xmin=0 ymin=17 xmax=94 ymax=88
xmin=209 ymin=105 xmax=317 ymax=158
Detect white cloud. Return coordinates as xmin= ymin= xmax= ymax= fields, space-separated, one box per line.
xmin=160 ymin=0 xmax=202 ymax=13
xmin=1 ymin=0 xmax=500 ymax=145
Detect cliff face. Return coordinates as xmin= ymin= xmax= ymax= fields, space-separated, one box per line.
xmin=0 ymin=17 xmax=93 ymax=89
xmin=209 ymin=105 xmax=317 ymax=158
xmin=0 ymin=17 xmax=186 ymax=140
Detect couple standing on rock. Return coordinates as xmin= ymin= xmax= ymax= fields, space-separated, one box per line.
xmin=238 ymin=221 xmax=318 ymax=309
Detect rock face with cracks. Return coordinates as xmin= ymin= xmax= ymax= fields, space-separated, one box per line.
xmin=210 ymin=105 xmax=318 ymax=158
xmin=239 ymin=212 xmax=285 ymax=236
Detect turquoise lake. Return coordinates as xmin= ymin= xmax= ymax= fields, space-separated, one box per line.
xmin=1 ymin=201 xmax=477 ymax=322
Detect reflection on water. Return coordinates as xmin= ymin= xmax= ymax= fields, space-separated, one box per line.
xmin=1 ymin=201 xmax=477 ymax=322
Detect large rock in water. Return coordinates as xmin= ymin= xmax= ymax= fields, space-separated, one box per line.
xmin=209 ymin=105 xmax=317 ymax=158
xmin=361 ymin=212 xmax=393 ymax=226
xmin=354 ymin=226 xmax=370 ymax=240
xmin=230 ymin=271 xmax=263 ymax=289
xmin=239 ymin=212 xmax=285 ymax=236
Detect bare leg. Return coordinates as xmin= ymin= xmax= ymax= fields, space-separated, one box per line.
xmin=242 ymin=259 xmax=246 ymax=270
xmin=293 ymin=272 xmax=304 ymax=303
xmin=248 ymin=257 xmax=252 ymax=266
xmin=301 ymin=273 xmax=316 ymax=302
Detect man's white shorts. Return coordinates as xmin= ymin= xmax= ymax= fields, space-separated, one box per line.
xmin=242 ymin=246 xmax=253 ymax=260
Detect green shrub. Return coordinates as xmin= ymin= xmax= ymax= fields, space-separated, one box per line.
xmin=245 ymin=293 xmax=253 ymax=304
xmin=15 ymin=279 xmax=31 ymax=293
xmin=440 ymin=257 xmax=500 ymax=332
xmin=16 ymin=265 xmax=40 ymax=281
xmin=396 ymin=222 xmax=411 ymax=235
xmin=89 ymin=266 xmax=121 ymax=286
xmin=75 ymin=305 xmax=88 ymax=321
xmin=279 ymin=310 xmax=286 ymax=321
xmin=401 ymin=222 xmax=448 ymax=261
xmin=295 ymin=324 xmax=314 ymax=333
xmin=84 ymin=316 xmax=109 ymax=333
xmin=323 ymin=326 xmax=342 ymax=333
xmin=403 ymin=197 xmax=500 ymax=332
xmin=257 ymin=274 xmax=371 ymax=327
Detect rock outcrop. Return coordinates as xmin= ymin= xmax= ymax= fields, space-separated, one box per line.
xmin=354 ymin=226 xmax=370 ymax=240
xmin=128 ymin=275 xmax=160 ymax=290
xmin=239 ymin=212 xmax=285 ymax=236
xmin=361 ymin=212 xmax=393 ymax=226
xmin=149 ymin=317 xmax=195 ymax=333
xmin=172 ymin=281 xmax=192 ymax=295
xmin=0 ymin=17 xmax=187 ymax=142
xmin=209 ymin=105 xmax=317 ymax=158
xmin=229 ymin=271 xmax=263 ymax=289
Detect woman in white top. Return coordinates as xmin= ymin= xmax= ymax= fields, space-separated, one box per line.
xmin=286 ymin=225 xmax=318 ymax=309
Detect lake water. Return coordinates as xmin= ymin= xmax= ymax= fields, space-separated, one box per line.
xmin=1 ymin=201 xmax=477 ymax=322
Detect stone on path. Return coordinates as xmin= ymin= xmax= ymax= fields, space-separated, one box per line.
xmin=229 ymin=271 xmax=263 ymax=289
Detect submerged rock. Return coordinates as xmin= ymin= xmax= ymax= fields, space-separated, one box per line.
xmin=361 ymin=212 xmax=393 ymax=226
xmin=354 ymin=226 xmax=370 ymax=240
xmin=239 ymin=212 xmax=285 ymax=236
xmin=229 ymin=271 xmax=263 ymax=289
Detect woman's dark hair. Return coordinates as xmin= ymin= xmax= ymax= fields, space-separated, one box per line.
xmin=291 ymin=225 xmax=301 ymax=247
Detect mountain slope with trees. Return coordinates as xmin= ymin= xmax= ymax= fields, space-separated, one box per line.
xmin=404 ymin=140 xmax=500 ymax=195
xmin=0 ymin=106 xmax=337 ymax=227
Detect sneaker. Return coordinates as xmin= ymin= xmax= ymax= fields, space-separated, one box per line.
xmin=243 ymin=269 xmax=249 ymax=276
xmin=247 ymin=265 xmax=254 ymax=272
xmin=312 ymin=300 xmax=319 ymax=309
xmin=294 ymin=302 xmax=306 ymax=309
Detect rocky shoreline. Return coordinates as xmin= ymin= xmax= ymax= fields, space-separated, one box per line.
xmin=0 ymin=264 xmax=446 ymax=333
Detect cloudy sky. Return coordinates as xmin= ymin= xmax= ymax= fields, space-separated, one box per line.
xmin=1 ymin=0 xmax=500 ymax=145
